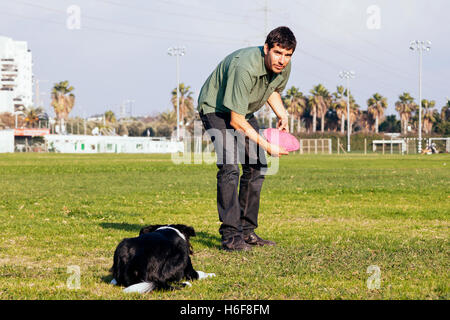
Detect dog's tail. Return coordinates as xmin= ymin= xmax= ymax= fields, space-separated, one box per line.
xmin=123 ymin=282 xmax=156 ymax=294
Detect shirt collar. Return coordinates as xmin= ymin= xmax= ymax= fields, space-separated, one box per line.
xmin=257 ymin=46 xmax=269 ymax=77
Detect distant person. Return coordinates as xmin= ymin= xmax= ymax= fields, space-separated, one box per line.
xmin=197 ymin=26 xmax=296 ymax=251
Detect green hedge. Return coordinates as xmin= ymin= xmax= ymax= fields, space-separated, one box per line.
xmin=291 ymin=132 xmax=448 ymax=153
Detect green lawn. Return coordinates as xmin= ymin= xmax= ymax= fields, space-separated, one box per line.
xmin=0 ymin=153 xmax=448 ymax=299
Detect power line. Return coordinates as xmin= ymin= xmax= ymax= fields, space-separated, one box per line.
xmin=292 ymin=0 xmax=447 ymax=92
xmin=289 ymin=22 xmax=442 ymax=97
xmin=12 ymin=0 xmax=250 ymax=45
xmin=0 ymin=9 xmax=246 ymax=46
xmin=94 ymin=0 xmax=261 ymax=29
xmin=154 ymin=0 xmax=263 ymax=20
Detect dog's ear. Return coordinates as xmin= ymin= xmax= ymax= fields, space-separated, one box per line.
xmin=171 ymin=224 xmax=196 ymax=238
xmin=139 ymin=224 xmax=164 ymax=236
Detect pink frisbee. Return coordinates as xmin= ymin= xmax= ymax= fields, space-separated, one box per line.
xmin=263 ymin=128 xmax=300 ymax=152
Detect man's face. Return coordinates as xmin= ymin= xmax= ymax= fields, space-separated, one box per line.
xmin=263 ymin=44 xmax=294 ymax=74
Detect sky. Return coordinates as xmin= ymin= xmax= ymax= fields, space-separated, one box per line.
xmin=0 ymin=0 xmax=448 ymax=119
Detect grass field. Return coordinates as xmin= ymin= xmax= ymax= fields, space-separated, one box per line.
xmin=0 ymin=153 xmax=448 ymax=300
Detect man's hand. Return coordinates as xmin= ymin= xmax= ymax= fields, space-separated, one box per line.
xmin=229 ymin=111 xmax=288 ymax=158
xmin=267 ymin=92 xmax=289 ymax=132
xmin=277 ymin=116 xmax=289 ymax=132
xmin=266 ymin=143 xmax=289 ymax=157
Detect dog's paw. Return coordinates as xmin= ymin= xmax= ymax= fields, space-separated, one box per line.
xmin=123 ymin=282 xmax=155 ymax=294
xmin=182 ymin=281 xmax=192 ymax=287
xmin=197 ymin=271 xmax=216 ymax=280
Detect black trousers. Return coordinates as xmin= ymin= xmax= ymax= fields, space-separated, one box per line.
xmin=200 ymin=112 xmax=268 ymax=240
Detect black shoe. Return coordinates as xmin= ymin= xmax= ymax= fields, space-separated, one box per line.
xmin=221 ymin=235 xmax=253 ymax=252
xmin=243 ymin=232 xmax=276 ymax=246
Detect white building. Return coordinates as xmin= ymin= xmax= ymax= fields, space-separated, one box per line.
xmin=0 ymin=130 xmax=14 ymax=153
xmin=44 ymin=135 xmax=184 ymax=154
xmin=0 ymin=36 xmax=33 ymax=114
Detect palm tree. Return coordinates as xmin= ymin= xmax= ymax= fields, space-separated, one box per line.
xmin=23 ymin=107 xmax=44 ymax=128
xmin=343 ymin=89 xmax=360 ymax=135
xmin=159 ymin=110 xmax=177 ymax=128
xmin=357 ymin=110 xmax=372 ymax=133
xmin=309 ymin=84 xmax=331 ymax=133
xmin=157 ymin=110 xmax=177 ymax=137
xmin=104 ymin=110 xmax=117 ymax=123
xmin=171 ymin=83 xmax=195 ymax=127
xmin=51 ymin=81 xmax=75 ymax=121
xmin=367 ymin=93 xmax=388 ymax=133
xmin=422 ymin=99 xmax=436 ymax=134
xmin=349 ymin=104 xmax=361 ymax=134
xmin=284 ymin=86 xmax=297 ymax=133
xmin=283 ymin=86 xmax=307 ymax=133
xmin=332 ymin=86 xmax=348 ymax=134
xmin=441 ymin=99 xmax=450 ymax=122
xmin=395 ymin=92 xmax=416 ymax=135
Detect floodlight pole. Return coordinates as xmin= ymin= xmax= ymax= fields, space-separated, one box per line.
xmin=410 ymin=40 xmax=431 ymax=154
xmin=168 ymin=46 xmax=186 ymax=141
xmin=346 ymin=76 xmax=350 ymax=152
xmin=339 ymin=71 xmax=355 ymax=152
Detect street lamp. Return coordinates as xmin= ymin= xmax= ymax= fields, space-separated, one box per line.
xmin=167 ymin=46 xmax=186 ymax=141
xmin=13 ymin=111 xmax=25 ymax=129
xmin=409 ymin=40 xmax=431 ymax=154
xmin=339 ymin=70 xmax=356 ymax=152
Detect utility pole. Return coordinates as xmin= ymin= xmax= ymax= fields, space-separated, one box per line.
xmin=339 ymin=71 xmax=356 ymax=152
xmin=409 ymin=40 xmax=431 ymax=154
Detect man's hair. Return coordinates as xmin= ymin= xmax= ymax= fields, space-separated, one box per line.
xmin=265 ymin=26 xmax=297 ymax=52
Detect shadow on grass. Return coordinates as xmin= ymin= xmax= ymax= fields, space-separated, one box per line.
xmin=99 ymin=222 xmax=142 ymax=233
xmin=101 ymin=274 xmax=114 ymax=285
xmin=99 ymin=223 xmax=221 ymax=249
xmin=194 ymin=231 xmax=221 ymax=250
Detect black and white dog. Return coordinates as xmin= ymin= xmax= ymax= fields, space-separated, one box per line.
xmin=110 ymin=224 xmax=215 ymax=293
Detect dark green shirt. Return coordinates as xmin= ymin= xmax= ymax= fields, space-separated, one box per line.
xmin=197 ymin=46 xmax=291 ymax=118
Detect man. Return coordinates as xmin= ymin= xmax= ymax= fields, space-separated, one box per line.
xmin=198 ymin=26 xmax=296 ymax=251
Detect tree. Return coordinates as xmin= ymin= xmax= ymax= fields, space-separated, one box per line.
xmin=24 ymin=107 xmax=44 ymax=128
xmin=395 ymin=92 xmax=416 ymax=135
xmin=332 ymin=86 xmax=348 ymax=134
xmin=104 ymin=110 xmax=117 ymax=123
xmin=142 ymin=127 xmax=156 ymax=137
xmin=159 ymin=110 xmax=177 ymax=128
xmin=441 ymin=99 xmax=450 ymax=122
xmin=171 ymin=83 xmax=195 ymax=127
xmin=367 ymin=93 xmax=388 ymax=133
xmin=157 ymin=110 xmax=177 ymax=137
xmin=0 ymin=112 xmax=15 ymax=129
xmin=309 ymin=84 xmax=331 ymax=133
xmin=283 ymin=86 xmax=307 ymax=133
xmin=117 ymin=123 xmax=129 ymax=136
xmin=379 ymin=115 xmax=401 ymax=133
xmin=356 ymin=110 xmax=372 ymax=133
xmin=344 ymin=90 xmax=360 ymax=135
xmin=421 ymin=99 xmax=436 ymax=134
xmin=51 ymin=81 xmax=75 ymax=121
xmin=126 ymin=121 xmax=145 ymax=137
xmin=349 ymin=105 xmax=361 ymax=134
